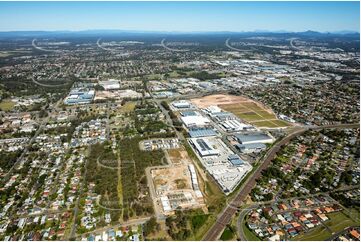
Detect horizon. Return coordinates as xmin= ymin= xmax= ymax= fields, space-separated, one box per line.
xmin=0 ymin=29 xmax=359 ymax=34
xmin=0 ymin=1 xmax=359 ymax=32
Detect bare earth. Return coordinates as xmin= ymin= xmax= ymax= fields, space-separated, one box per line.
xmin=191 ymin=94 xmax=274 ymax=113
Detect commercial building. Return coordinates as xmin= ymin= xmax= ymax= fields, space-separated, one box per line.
xmin=171 ymin=100 xmax=192 ymax=109
xmin=99 ymin=79 xmax=120 ymax=90
xmin=188 ymin=136 xmax=252 ymax=194
xmin=236 ymin=143 xmax=267 ymax=154
xmin=189 ymin=137 xmax=219 ymax=157
xmin=221 ymin=119 xmax=255 ymax=132
xmin=180 ymin=112 xmax=211 ymax=128
xmin=235 ymin=132 xmax=274 ymax=144
xmin=64 ymin=88 xmax=95 ymax=105
xmin=188 ymin=127 xmax=217 ymax=138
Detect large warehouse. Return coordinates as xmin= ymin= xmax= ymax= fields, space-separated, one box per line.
xmin=235 ymin=132 xmax=274 ymax=144
xmin=180 ymin=112 xmax=211 ymax=127
xmin=189 ymin=137 xmax=219 ymax=157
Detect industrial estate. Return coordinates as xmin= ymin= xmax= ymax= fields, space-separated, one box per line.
xmin=0 ymin=22 xmax=359 ymax=242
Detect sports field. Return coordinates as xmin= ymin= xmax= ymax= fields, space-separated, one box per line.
xmin=191 ymin=94 xmax=290 ymax=128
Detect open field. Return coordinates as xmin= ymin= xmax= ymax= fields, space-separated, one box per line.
xmin=325 ymin=211 xmax=359 ymax=233
xmin=191 ymin=94 xmax=250 ymax=108
xmin=0 ymin=99 xmax=15 ymax=111
xmin=292 ymin=225 xmax=331 ymax=241
xmin=119 ymin=101 xmax=136 ymax=113
xmin=191 ymin=94 xmax=290 ymax=128
xmin=0 ymin=50 xmax=32 ymax=58
xmin=168 ymin=148 xmax=192 ymax=165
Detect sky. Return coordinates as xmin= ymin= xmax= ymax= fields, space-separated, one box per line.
xmin=0 ymin=1 xmax=359 ymax=32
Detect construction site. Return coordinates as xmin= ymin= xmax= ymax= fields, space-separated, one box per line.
xmin=147 ymin=147 xmax=206 ymax=217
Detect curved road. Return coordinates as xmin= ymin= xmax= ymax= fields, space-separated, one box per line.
xmin=32 ymin=39 xmax=63 ymax=53
xmin=203 ymin=123 xmax=359 ymax=240
xmin=161 ymin=38 xmax=189 ymax=52
xmin=289 ymin=38 xmax=302 ymax=50
xmin=225 ymin=38 xmax=253 ymax=52
xmin=31 ymin=77 xmax=68 ymax=88
xmin=96 ymin=38 xmax=118 ymax=52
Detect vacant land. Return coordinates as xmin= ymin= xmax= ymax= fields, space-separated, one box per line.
xmin=0 ymin=99 xmax=15 ymax=111
xmin=220 ymin=102 xmax=289 ymax=128
xmin=220 ymin=226 xmax=236 ymax=240
xmin=325 ymin=211 xmax=359 ymax=233
xmin=191 ymin=94 xmax=249 ymax=108
xmin=292 ymin=225 xmax=331 ymax=241
xmin=191 ymin=94 xmax=290 ymax=128
xmin=119 ymin=101 xmax=136 ymax=113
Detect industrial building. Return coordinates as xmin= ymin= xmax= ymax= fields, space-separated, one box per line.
xmin=171 ymin=100 xmax=192 ymax=109
xmin=180 ymin=112 xmax=211 ymax=128
xmin=188 ymin=136 xmax=252 ymax=194
xmin=221 ymin=119 xmax=255 ymax=132
xmin=99 ymin=79 xmax=120 ymax=90
xmin=188 ymin=127 xmax=217 ymax=138
xmin=235 ymin=132 xmax=274 ymax=144
xmin=64 ymin=88 xmax=95 ymax=105
xmin=189 ymin=137 xmax=219 ymax=157
xmin=236 ymin=143 xmax=267 ymax=154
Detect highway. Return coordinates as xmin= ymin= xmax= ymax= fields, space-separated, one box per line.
xmin=31 ymin=77 xmax=68 ymax=88
xmin=160 ymin=38 xmax=189 ymax=52
xmin=203 ymin=123 xmax=359 ymax=240
xmin=289 ymin=38 xmax=302 ymax=50
xmin=96 ymin=38 xmax=117 ymax=52
xmin=225 ymin=38 xmax=253 ymax=52
xmin=32 ymin=38 xmax=63 ymax=53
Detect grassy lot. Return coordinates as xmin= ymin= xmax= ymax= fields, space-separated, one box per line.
xmin=325 ymin=211 xmax=359 ymax=233
xmin=119 ymin=101 xmax=136 ymax=113
xmin=292 ymin=225 xmax=331 ymax=241
xmin=242 ymin=222 xmax=261 ymax=241
xmin=145 ymin=73 xmax=163 ymax=80
xmin=251 ymin=120 xmax=280 ymax=128
xmin=220 ymin=227 xmax=236 ymax=240
xmin=219 ymin=102 xmax=289 ymax=128
xmin=271 ymin=119 xmax=291 ymax=127
xmin=0 ymin=99 xmax=15 ymax=111
xmin=347 ymin=208 xmax=360 ymax=223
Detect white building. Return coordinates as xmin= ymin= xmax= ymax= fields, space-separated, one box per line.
xmin=189 ymin=137 xmax=219 ymax=157
xmin=99 ymin=79 xmax=120 ymax=90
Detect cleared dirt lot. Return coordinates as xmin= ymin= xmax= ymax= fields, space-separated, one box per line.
xmin=191 ymin=94 xmax=249 ymax=108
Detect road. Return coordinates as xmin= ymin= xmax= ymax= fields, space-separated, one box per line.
xmin=289 ymin=38 xmax=302 ymax=50
xmin=225 ymin=38 xmax=253 ymax=52
xmin=32 ymin=38 xmax=63 ymax=53
xmin=96 ymin=38 xmax=116 ymax=52
xmin=202 ymin=123 xmax=359 ymax=240
xmin=31 ymin=77 xmax=68 ymax=88
xmin=160 ymin=38 xmax=188 ymax=52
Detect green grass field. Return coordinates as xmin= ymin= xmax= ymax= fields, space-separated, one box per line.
xmin=0 ymin=100 xmax=15 ymax=111
xmin=220 ymin=227 xmax=235 ymax=241
xmin=292 ymin=225 xmax=331 ymax=241
xmin=325 ymin=211 xmax=359 ymax=233
xmin=242 ymin=222 xmax=261 ymax=241
xmin=219 ymin=102 xmax=289 ymax=128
